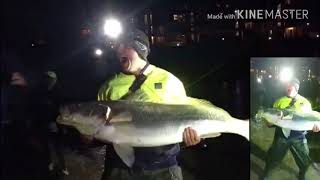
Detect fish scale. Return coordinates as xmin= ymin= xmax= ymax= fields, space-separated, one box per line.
xmin=257 ymin=108 xmax=320 ymax=131
xmin=57 ymin=100 xmax=249 ymax=146
xmin=57 ymin=100 xmax=249 ymax=167
xmin=130 ymin=102 xmax=231 ymax=122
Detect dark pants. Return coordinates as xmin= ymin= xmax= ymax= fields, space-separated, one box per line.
xmin=101 ymin=165 xmax=183 ymax=180
xmin=2 ymin=124 xmax=49 ymax=180
xmin=48 ymin=130 xmax=67 ymax=170
xmin=264 ymin=129 xmax=311 ymax=180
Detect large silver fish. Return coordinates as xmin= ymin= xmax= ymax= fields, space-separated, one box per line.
xmin=256 ymin=108 xmax=320 ymax=131
xmin=57 ymin=100 xmax=249 ymax=167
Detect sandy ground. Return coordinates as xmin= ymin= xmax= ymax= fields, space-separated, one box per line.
xmin=48 ymin=145 xmax=105 ymax=180
xmin=48 ymin=134 xmax=249 ymax=180
xmin=250 ymin=120 xmax=320 ymax=180
xmin=48 ymin=144 xmax=199 ymax=180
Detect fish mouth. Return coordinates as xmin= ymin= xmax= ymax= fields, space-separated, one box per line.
xmin=59 ymin=105 xmax=70 ymax=116
xmin=56 ymin=115 xmax=73 ymax=126
xmin=56 ymin=115 xmax=98 ymax=136
xmin=254 ymin=109 xmax=264 ymax=121
xmin=57 ymin=106 xmax=78 ymax=128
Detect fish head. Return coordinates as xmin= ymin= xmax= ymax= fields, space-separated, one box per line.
xmin=57 ymin=102 xmax=112 ymax=136
xmin=256 ymin=108 xmax=283 ymax=124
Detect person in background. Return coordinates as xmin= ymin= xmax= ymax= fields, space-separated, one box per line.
xmin=45 ymin=71 xmax=70 ymax=176
xmin=2 ymin=48 xmax=51 ymax=180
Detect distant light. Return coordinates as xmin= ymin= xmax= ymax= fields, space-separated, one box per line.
xmin=277 ymin=22 xmax=281 ymax=27
xmin=279 ymin=67 xmax=293 ymax=82
xmin=173 ymin=14 xmax=178 ymax=20
xmin=31 ymin=43 xmax=35 ymax=47
xmin=104 ymin=18 xmax=122 ymax=38
xmin=203 ymin=143 xmax=207 ymax=148
xmin=268 ymin=75 xmax=272 ymax=78
xmin=257 ymin=77 xmax=262 ymax=83
xmin=268 ymin=37 xmax=272 ymax=40
xmin=287 ymin=27 xmax=294 ymax=30
xmin=317 ymin=34 xmax=319 ymax=38
xmin=269 ymin=30 xmax=272 ymax=35
xmin=95 ymin=49 xmax=103 ymax=56
xmin=306 ymin=23 xmax=310 ymax=26
xmin=221 ymin=37 xmax=225 ymax=40
xmin=176 ymin=43 xmax=180 ymax=46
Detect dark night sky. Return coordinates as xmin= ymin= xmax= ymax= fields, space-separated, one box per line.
xmin=2 ymin=0 xmax=319 ymax=101
xmin=3 ymin=0 xmax=320 ymax=42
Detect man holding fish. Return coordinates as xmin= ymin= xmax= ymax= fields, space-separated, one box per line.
xmin=97 ymin=28 xmax=201 ymax=180
xmin=263 ymin=78 xmax=320 ymax=180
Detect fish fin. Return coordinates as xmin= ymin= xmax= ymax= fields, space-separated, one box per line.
xmin=113 ymin=144 xmax=134 ymax=168
xmin=186 ymin=97 xmax=216 ymax=107
xmin=200 ymin=133 xmax=221 ymax=139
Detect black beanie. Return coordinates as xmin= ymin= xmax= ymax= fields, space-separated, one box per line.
xmin=120 ymin=29 xmax=150 ymax=61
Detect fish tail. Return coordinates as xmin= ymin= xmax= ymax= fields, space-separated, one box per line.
xmin=229 ymin=119 xmax=250 ymax=141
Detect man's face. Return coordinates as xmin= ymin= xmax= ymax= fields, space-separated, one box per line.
xmin=116 ymin=44 xmax=140 ymax=74
xmin=286 ymin=83 xmax=298 ymax=97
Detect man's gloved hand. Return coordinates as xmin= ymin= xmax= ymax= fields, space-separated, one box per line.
xmin=183 ymin=127 xmax=201 ymax=146
xmin=312 ymin=124 xmax=320 ymax=132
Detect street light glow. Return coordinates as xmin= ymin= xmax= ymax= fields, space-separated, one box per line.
xmin=257 ymin=77 xmax=262 ymax=83
xmin=95 ymin=48 xmax=103 ymax=56
xmin=279 ymin=67 xmax=293 ymax=82
xmin=104 ymin=18 xmax=122 ymax=38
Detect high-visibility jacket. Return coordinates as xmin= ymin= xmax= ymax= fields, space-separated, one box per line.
xmin=97 ymin=64 xmax=187 ymax=170
xmin=273 ymin=94 xmax=312 ymax=139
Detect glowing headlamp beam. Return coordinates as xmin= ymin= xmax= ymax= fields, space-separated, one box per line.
xmin=279 ymin=67 xmax=293 ymax=82
xmin=104 ymin=18 xmax=122 ymax=39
